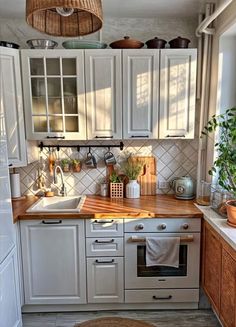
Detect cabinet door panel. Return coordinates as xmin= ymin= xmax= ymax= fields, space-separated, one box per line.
xmin=220 ymin=248 xmax=236 ymax=327
xmin=0 ymin=248 xmax=22 ymax=327
xmin=203 ymin=223 xmax=221 ymax=314
xmin=87 ymin=257 xmax=124 ymax=303
xmin=21 ymin=50 xmax=86 ymax=140
xmin=123 ymin=50 xmax=159 ymax=139
xmin=85 ymin=50 xmax=122 ymax=139
xmin=0 ymin=47 xmax=26 ymax=167
xmin=20 ymin=220 xmax=86 ymax=304
xmin=159 ymin=49 xmax=197 ymax=139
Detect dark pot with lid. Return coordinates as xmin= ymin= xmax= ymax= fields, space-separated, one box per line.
xmin=109 ymin=36 xmax=144 ymax=49
xmin=169 ymin=36 xmax=190 ymax=48
xmin=145 ymin=37 xmax=167 ymax=49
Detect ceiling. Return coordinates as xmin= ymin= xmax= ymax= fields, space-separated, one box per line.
xmin=0 ymin=0 xmax=217 ymax=19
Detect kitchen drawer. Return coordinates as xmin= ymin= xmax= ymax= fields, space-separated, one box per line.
xmin=86 ymin=237 xmax=123 ymax=257
xmin=125 ymin=289 xmax=199 ymax=303
xmin=124 ymin=218 xmax=201 ymax=233
xmin=86 ymin=219 xmax=123 ymax=237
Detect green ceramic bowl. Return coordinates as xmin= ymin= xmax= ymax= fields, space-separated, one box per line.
xmin=62 ymin=40 xmax=107 ymax=49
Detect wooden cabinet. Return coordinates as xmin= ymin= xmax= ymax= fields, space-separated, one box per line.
xmin=20 ymin=219 xmax=86 ymax=305
xmin=87 ymin=257 xmax=124 ymax=303
xmin=202 ymin=221 xmax=222 ymax=314
xmin=202 ymin=220 xmax=236 ymax=327
xmin=220 ymin=247 xmax=236 ymax=327
xmin=0 ymin=47 xmax=27 ymax=167
xmin=85 ymin=50 xmax=122 ymax=140
xmin=0 ymin=247 xmax=22 ymax=327
xmin=21 ymin=50 xmax=86 ymax=140
xmin=123 ymin=50 xmax=159 ymax=139
xmin=159 ymin=49 xmax=197 ymax=139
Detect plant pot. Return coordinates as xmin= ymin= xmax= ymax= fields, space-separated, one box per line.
xmin=72 ymin=163 xmax=82 ymax=172
xmin=62 ymin=164 xmax=70 ymax=172
xmin=110 ymin=183 xmax=124 ymax=198
xmin=126 ymin=180 xmax=140 ymax=199
xmin=226 ymin=200 xmax=236 ymax=227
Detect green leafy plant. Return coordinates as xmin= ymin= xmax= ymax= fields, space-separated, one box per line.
xmin=109 ymin=171 xmax=122 ymax=183
xmin=71 ymin=159 xmax=81 ymax=165
xmin=122 ymin=161 xmax=143 ymax=180
xmin=60 ymin=158 xmax=70 ymax=166
xmin=202 ymin=107 xmax=236 ymax=196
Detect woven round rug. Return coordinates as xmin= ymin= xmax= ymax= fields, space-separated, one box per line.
xmin=75 ymin=317 xmax=155 ymax=327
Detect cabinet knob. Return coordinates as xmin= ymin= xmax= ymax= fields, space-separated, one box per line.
xmin=159 ymin=223 xmax=167 ymax=230
xmin=136 ymin=223 xmax=144 ymax=230
xmin=183 ymin=223 xmax=189 ymax=230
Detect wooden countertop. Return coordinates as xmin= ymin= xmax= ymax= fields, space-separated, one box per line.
xmin=12 ymin=195 xmax=203 ymax=223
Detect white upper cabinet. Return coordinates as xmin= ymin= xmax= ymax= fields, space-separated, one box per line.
xmin=85 ymin=50 xmax=122 ymax=140
xmin=0 ymin=47 xmax=27 ymax=167
xmin=123 ymin=50 xmax=159 ymax=139
xmin=159 ymin=49 xmax=197 ymax=139
xmin=21 ymin=50 xmax=86 ymax=140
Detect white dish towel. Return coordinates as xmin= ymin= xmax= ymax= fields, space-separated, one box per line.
xmin=146 ymin=237 xmax=180 ymax=268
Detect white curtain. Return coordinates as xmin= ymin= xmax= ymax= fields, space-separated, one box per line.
xmin=196 ymin=3 xmax=215 ymax=194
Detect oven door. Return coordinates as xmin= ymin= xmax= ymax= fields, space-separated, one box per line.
xmin=125 ymin=232 xmax=200 ymax=289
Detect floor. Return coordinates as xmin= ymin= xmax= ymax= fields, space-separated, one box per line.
xmin=22 ymin=309 xmax=221 ymax=327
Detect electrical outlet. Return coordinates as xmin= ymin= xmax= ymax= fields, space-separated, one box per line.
xmin=158 ymin=181 xmax=170 ymax=189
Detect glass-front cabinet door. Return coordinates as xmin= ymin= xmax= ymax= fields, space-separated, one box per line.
xmin=21 ymin=50 xmax=86 ymax=140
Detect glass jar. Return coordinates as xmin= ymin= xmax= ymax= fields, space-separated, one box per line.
xmin=196 ymin=181 xmax=211 ymax=206
xmin=100 ymin=182 xmax=109 ymax=197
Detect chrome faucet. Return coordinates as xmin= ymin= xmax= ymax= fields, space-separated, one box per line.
xmin=53 ymin=165 xmax=67 ymax=196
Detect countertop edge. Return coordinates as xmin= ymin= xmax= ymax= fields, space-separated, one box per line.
xmin=195 ymin=204 xmax=236 ymax=251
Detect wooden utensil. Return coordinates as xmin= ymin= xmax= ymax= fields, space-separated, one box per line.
xmin=140 ymin=164 xmax=157 ymax=195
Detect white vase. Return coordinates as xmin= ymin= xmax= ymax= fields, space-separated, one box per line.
xmin=126 ymin=180 xmax=140 ymax=198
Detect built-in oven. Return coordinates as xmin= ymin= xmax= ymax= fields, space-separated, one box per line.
xmin=124 ymin=218 xmax=201 ymax=290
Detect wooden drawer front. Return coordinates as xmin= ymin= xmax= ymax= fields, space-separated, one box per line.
xmin=86 ymin=219 xmax=123 ymax=237
xmin=86 ymin=237 xmax=123 ymax=257
xmin=125 ymin=289 xmax=199 ymax=303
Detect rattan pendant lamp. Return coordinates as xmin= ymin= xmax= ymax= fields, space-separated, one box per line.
xmin=26 ymin=0 xmax=103 ymax=37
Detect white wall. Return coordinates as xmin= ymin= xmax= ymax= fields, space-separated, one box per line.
xmin=0 ymin=17 xmax=197 ymax=48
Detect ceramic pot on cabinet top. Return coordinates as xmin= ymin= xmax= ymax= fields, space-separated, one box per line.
xmin=170 ymin=176 xmax=195 ymax=200
xmin=145 ymin=37 xmax=167 ymax=49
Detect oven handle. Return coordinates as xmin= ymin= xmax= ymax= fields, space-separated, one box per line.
xmin=153 ymin=295 xmax=172 ymax=300
xmin=128 ymin=235 xmax=194 ymax=243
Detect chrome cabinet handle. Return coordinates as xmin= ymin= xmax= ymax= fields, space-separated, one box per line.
xmin=94 ymin=220 xmax=114 ymax=223
xmin=183 ymin=223 xmax=189 ymax=230
xmin=130 ymin=135 xmax=149 ymax=138
xmin=135 ymin=223 xmax=144 ymax=230
xmin=95 ymin=239 xmax=114 ymax=244
xmin=95 ymin=259 xmax=114 ymax=264
xmin=159 ymin=223 xmax=167 ymax=230
xmin=42 ymin=220 xmax=62 ymax=224
xmin=95 ymin=136 xmax=113 ymax=139
xmin=153 ymin=295 xmax=172 ymax=300
xmin=166 ymin=135 xmax=185 ymax=138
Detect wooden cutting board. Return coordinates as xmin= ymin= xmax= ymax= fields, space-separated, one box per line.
xmin=129 ymin=156 xmax=157 ymax=195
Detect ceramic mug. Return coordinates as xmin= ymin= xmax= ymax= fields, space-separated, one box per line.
xmin=85 ymin=152 xmax=97 ymax=168
xmin=104 ymin=151 xmax=116 ymax=166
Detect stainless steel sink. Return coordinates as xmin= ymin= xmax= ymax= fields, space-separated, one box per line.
xmin=26 ymin=195 xmax=86 ymax=213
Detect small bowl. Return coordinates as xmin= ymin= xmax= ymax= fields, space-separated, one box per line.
xmin=0 ymin=41 xmax=19 ymax=49
xmin=62 ymin=40 xmax=107 ymax=49
xmin=26 ymin=39 xmax=58 ymax=49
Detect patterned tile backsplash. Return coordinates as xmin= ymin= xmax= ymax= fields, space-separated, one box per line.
xmin=18 ymin=139 xmax=199 ymax=196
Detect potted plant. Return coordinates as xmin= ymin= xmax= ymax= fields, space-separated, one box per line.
xmin=202 ymin=107 xmax=236 ymax=226
xmin=60 ymin=158 xmax=70 ymax=172
xmin=122 ymin=161 xmax=143 ymax=198
xmin=71 ymin=159 xmax=82 ymax=173
xmin=109 ymin=171 xmax=124 ymax=198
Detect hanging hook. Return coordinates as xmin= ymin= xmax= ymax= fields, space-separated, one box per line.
xmin=57 ymin=145 xmax=60 ymax=152
xmin=77 ymin=146 xmax=80 ymax=152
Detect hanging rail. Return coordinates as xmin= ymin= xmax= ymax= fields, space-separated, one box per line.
xmin=38 ymin=141 xmax=124 ymax=152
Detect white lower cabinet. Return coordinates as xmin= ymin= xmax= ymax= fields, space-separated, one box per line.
xmin=87 ymin=257 xmax=124 ymax=303
xmin=20 ymin=220 xmax=86 ymax=305
xmin=0 ymin=247 xmax=22 ymax=327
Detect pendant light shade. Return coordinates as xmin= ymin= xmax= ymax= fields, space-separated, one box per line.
xmin=26 ymin=0 xmax=103 ymax=37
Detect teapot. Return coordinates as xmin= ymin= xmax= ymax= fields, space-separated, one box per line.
xmin=170 ymin=176 xmax=195 ymax=200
